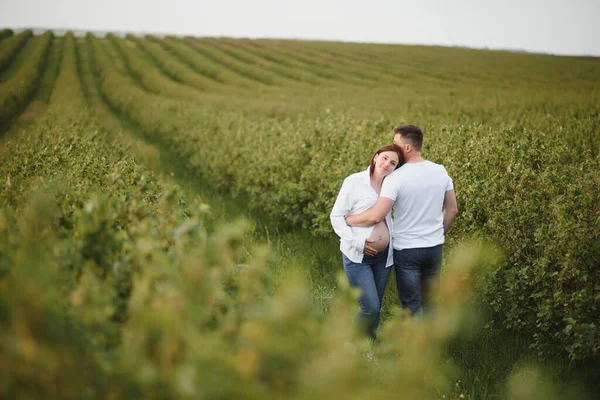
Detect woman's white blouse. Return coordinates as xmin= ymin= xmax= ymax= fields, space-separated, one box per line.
xmin=330 ymin=167 xmax=394 ymax=267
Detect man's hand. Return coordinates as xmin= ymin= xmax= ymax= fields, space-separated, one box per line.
xmin=363 ymin=240 xmax=378 ymax=256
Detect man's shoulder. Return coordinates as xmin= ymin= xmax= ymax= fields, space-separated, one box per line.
xmin=392 ymin=161 xmax=450 ymax=182
xmin=381 ymin=169 xmax=406 ymax=190
xmin=423 ymin=160 xmax=450 ymax=175
xmin=422 ymin=160 xmax=444 ymax=168
xmin=385 ymin=168 xmax=406 ymax=180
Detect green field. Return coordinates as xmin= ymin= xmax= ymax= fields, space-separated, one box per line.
xmin=0 ymin=30 xmax=599 ymax=399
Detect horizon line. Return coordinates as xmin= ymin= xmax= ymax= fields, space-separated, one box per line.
xmin=4 ymin=25 xmax=600 ymax=59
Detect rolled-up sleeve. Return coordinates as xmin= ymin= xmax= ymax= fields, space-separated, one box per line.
xmin=380 ymin=172 xmax=400 ymax=201
xmin=445 ymin=169 xmax=454 ymax=191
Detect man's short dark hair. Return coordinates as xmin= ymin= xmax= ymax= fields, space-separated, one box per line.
xmin=394 ymin=124 xmax=423 ymax=151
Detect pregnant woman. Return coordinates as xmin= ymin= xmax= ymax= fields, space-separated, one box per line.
xmin=330 ymin=144 xmax=404 ymax=340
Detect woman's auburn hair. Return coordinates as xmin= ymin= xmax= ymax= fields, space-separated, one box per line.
xmin=369 ymin=144 xmax=405 ymax=177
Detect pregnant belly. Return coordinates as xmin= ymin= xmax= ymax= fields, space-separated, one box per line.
xmin=367 ymin=221 xmax=390 ymax=251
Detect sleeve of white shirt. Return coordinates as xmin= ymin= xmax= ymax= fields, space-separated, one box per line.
xmin=330 ymin=176 xmax=365 ymax=252
xmin=445 ymin=168 xmax=454 ymax=191
xmin=380 ymin=171 xmax=400 ymax=201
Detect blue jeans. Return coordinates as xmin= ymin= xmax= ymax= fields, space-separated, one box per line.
xmin=342 ymin=249 xmax=391 ymax=340
xmin=394 ymin=244 xmax=443 ymax=315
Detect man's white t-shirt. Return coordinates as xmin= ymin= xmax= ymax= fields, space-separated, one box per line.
xmin=380 ymin=160 xmax=454 ymax=250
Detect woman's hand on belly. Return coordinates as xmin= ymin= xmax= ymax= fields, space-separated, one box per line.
xmin=363 ymin=239 xmax=378 ymax=256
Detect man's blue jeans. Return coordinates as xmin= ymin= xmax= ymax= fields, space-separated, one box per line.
xmin=393 ymin=244 xmax=443 ymax=315
xmin=342 ymin=249 xmax=391 ymax=340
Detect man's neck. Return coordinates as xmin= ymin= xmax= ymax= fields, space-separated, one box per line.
xmin=405 ymin=153 xmax=425 ymax=163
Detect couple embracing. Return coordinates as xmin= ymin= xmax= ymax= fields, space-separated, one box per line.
xmin=330 ymin=124 xmax=459 ymax=340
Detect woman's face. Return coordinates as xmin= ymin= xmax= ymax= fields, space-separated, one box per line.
xmin=373 ymin=151 xmax=400 ymax=176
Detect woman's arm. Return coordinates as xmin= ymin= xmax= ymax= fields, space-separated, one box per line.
xmin=329 ymin=177 xmax=365 ymax=252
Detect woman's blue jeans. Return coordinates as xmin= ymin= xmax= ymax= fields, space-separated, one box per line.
xmin=342 ymin=249 xmax=391 ymax=340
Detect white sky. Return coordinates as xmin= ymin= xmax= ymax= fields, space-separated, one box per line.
xmin=1 ymin=0 xmax=599 ymax=56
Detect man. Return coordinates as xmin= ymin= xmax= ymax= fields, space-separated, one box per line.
xmin=345 ymin=124 xmax=458 ymax=315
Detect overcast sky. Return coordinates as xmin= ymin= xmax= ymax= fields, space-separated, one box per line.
xmin=1 ymin=0 xmax=599 ymax=56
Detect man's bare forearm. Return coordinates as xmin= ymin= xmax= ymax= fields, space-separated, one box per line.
xmin=345 ymin=210 xmax=381 ymax=227
xmin=346 ymin=198 xmax=393 ymax=227
xmin=443 ymin=209 xmax=458 ymax=233
xmin=442 ymin=190 xmax=458 ymax=234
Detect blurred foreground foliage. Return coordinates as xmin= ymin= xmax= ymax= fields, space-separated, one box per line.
xmin=3 ymin=187 xmax=585 ymax=398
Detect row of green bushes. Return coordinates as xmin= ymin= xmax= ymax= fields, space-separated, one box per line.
xmin=33 ymin=36 xmax=64 ymax=103
xmin=295 ymin=38 xmax=591 ymax=89
xmin=277 ymin=39 xmax=455 ymax=88
xmin=200 ymin=38 xmax=325 ymax=86
xmin=85 ymin=33 xmax=600 ymax=360
xmin=106 ymin=34 xmax=206 ymax=103
xmin=120 ymin=36 xmax=600 ymax=137
xmin=0 ymin=28 xmax=13 ymax=41
xmin=430 ymin=125 xmax=600 ymax=359
xmin=253 ymin=39 xmax=402 ymax=86
xmin=186 ymin=37 xmax=303 ymax=87
xmin=89 ymin=34 xmax=376 ymax=225
xmin=128 ymin=35 xmax=224 ymax=92
xmin=0 ymin=32 xmax=213 ymax=397
xmin=219 ymin=38 xmax=334 ymax=81
xmin=152 ymin=36 xmax=260 ymax=87
xmin=0 ymin=31 xmax=51 ymax=132
xmin=0 ymin=29 xmax=32 ymax=73
xmin=229 ymin=38 xmax=370 ymax=86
